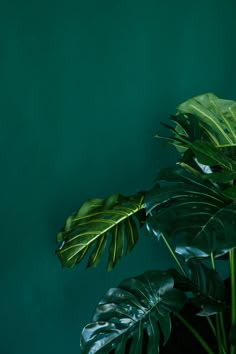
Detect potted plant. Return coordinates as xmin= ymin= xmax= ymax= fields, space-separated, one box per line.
xmin=56 ymin=93 xmax=236 ymax=354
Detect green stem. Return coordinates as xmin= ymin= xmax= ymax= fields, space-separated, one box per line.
xmin=216 ymin=314 xmax=223 ymax=354
xmin=160 ymin=233 xmax=187 ymax=277
xmin=160 ymin=237 xmax=217 ymax=351
xmin=210 ymin=252 xmax=227 ymax=353
xmin=219 ymin=312 xmax=228 ymax=353
xmin=230 ymin=249 xmax=236 ymax=354
xmin=210 ymin=252 xmax=216 ymax=270
xmin=175 ymin=312 xmax=214 ymax=354
xmin=205 ymin=257 xmax=217 ymax=343
xmin=206 ymin=316 xmax=225 ymax=353
xmin=206 ymin=317 xmax=216 ymax=337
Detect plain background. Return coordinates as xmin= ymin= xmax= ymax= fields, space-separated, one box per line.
xmin=1 ymin=1 xmax=236 ymax=353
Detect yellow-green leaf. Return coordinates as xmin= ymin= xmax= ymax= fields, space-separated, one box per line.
xmin=56 ymin=192 xmax=145 ymax=270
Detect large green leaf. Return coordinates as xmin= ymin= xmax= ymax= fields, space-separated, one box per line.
xmin=187 ymin=260 xmax=225 ymax=315
xmin=157 ymin=94 xmax=236 ymax=165
xmin=145 ymin=164 xmax=236 ymax=258
xmin=81 ymin=271 xmax=186 ymax=354
xmin=56 ymin=192 xmax=145 ymax=270
xmin=170 ymin=260 xmax=225 ymax=316
xmin=177 ymin=92 xmax=236 ymax=147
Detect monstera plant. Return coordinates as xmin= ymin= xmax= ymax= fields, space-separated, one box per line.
xmin=56 ymin=93 xmax=236 ymax=354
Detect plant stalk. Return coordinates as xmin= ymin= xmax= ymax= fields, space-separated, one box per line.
xmin=175 ymin=312 xmax=214 ymax=354
xmin=160 ymin=233 xmax=187 ymax=277
xmin=216 ymin=314 xmax=223 ymax=354
xmin=210 ymin=252 xmax=227 ymax=354
xmin=206 ymin=317 xmax=216 ymax=337
xmin=219 ymin=312 xmax=228 ymax=353
xmin=230 ymin=249 xmax=236 ymax=354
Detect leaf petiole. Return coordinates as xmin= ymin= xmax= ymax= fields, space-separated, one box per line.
xmin=230 ymin=249 xmax=236 ymax=354
xmin=174 ymin=312 xmax=214 ymax=354
xmin=160 ymin=233 xmax=187 ymax=277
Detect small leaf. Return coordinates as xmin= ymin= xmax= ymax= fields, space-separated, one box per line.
xmin=171 ymin=113 xmax=202 ymax=142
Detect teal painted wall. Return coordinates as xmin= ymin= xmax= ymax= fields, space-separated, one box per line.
xmin=1 ymin=1 xmax=236 ymax=353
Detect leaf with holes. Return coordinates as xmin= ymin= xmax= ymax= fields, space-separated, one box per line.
xmin=81 ymin=271 xmax=186 ymax=354
xmin=157 ymin=93 xmax=236 ymax=161
xmin=145 ymin=164 xmax=236 ymax=259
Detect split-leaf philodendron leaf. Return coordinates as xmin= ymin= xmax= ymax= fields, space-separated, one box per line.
xmin=170 ymin=260 xmax=225 ymax=316
xmin=81 ymin=271 xmax=186 ymax=354
xmin=55 ymin=92 xmax=236 ymax=354
xmin=187 ymin=260 xmax=225 ymax=316
xmin=56 ymin=192 xmax=145 ymax=270
xmin=176 ymin=92 xmax=236 ymax=147
xmin=145 ymin=164 xmax=236 ymax=259
xmin=158 ymin=93 xmax=236 ymax=161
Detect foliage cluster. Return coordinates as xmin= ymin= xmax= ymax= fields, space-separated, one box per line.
xmin=56 ymin=93 xmax=236 ymax=354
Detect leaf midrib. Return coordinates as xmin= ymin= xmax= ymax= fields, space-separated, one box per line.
xmin=60 ymin=203 xmax=144 ymax=261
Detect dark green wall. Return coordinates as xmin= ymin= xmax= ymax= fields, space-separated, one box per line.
xmin=1 ymin=1 xmax=236 ymax=353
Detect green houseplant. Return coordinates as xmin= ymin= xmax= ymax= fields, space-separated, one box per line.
xmin=56 ymin=93 xmax=236 ymax=354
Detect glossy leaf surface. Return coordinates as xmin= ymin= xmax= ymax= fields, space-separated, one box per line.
xmin=170 ymin=260 xmax=225 ymax=316
xmin=187 ymin=260 xmax=225 ymax=315
xmin=81 ymin=271 xmax=186 ymax=354
xmin=145 ymin=165 xmax=236 ymax=258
